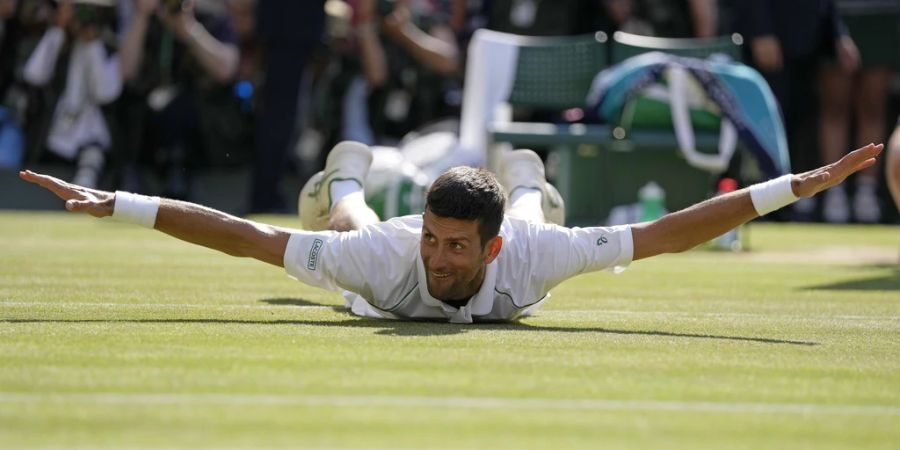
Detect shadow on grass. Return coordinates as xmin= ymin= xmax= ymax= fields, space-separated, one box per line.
xmin=3 ymin=316 xmax=816 ymax=346
xmin=260 ymin=298 xmax=345 ymax=313
xmin=803 ymin=268 xmax=900 ymax=291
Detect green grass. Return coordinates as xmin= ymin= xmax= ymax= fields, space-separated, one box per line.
xmin=1 ymin=211 xmax=898 ymax=449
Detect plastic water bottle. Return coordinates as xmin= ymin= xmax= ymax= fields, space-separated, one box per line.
xmin=638 ymin=181 xmax=666 ymax=222
xmin=713 ymin=177 xmax=742 ymax=251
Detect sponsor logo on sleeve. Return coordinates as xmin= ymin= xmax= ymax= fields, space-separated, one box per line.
xmin=596 ymin=236 xmax=608 ymax=246
xmin=307 ymin=239 xmax=324 ymax=270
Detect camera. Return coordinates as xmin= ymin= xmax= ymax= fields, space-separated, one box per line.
xmin=71 ymin=2 xmax=113 ymax=29
xmin=162 ymin=0 xmax=184 ymax=14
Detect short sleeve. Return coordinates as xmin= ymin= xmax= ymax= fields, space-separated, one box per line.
xmin=530 ymin=224 xmax=633 ymax=288
xmin=282 ymin=218 xmax=421 ymax=301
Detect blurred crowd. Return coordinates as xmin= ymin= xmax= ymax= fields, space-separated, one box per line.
xmin=0 ymin=0 xmax=897 ymax=220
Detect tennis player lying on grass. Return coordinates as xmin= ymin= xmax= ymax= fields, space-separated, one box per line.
xmin=20 ymin=141 xmax=884 ymax=323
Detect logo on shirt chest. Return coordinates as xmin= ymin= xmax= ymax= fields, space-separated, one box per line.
xmin=307 ymin=239 xmax=323 ymax=270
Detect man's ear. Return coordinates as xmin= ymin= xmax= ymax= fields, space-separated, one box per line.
xmin=484 ymin=236 xmax=502 ymax=264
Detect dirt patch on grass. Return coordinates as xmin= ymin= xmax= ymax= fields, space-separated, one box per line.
xmin=743 ymin=246 xmax=899 ymax=266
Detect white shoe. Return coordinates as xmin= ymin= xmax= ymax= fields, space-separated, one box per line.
xmin=853 ymin=185 xmax=881 ymax=223
xmin=542 ymin=182 xmax=565 ymax=226
xmin=297 ymin=141 xmax=373 ymax=231
xmin=500 ymin=149 xmax=566 ymax=225
xmin=823 ymin=185 xmax=850 ymax=224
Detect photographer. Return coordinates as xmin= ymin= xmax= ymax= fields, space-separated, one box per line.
xmin=23 ymin=0 xmax=122 ymax=188
xmin=116 ymin=0 xmax=239 ymax=198
xmin=350 ymin=0 xmax=460 ymax=144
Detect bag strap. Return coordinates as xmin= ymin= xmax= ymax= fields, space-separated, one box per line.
xmin=668 ymin=66 xmax=736 ymax=173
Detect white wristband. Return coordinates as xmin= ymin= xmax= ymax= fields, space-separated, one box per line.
xmin=749 ymin=174 xmax=798 ymax=216
xmin=112 ymin=191 xmax=161 ymax=228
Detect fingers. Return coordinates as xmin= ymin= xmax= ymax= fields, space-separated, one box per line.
xmin=65 ymin=198 xmax=111 ymax=218
xmin=64 ymin=199 xmax=86 ymax=211
xmin=21 ymin=170 xmax=72 ymax=195
xmin=832 ymin=143 xmax=883 ymax=177
xmin=64 ymin=199 xmax=96 ymax=212
xmin=19 ymin=170 xmax=87 ymax=201
xmin=845 ymin=143 xmax=884 ymax=164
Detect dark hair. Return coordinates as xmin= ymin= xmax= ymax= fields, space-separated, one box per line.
xmin=426 ymin=166 xmax=505 ymax=246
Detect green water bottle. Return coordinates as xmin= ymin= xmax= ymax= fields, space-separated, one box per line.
xmin=638 ymin=181 xmax=665 ymax=222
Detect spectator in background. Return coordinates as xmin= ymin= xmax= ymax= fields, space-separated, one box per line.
xmin=596 ymin=0 xmax=653 ymax=36
xmin=636 ymin=0 xmax=718 ymax=38
xmin=486 ymin=0 xmax=600 ymax=36
xmin=0 ymin=0 xmax=21 ymax=99
xmin=733 ymin=0 xmax=853 ymax=221
xmin=4 ymin=1 xmax=59 ymax=168
xmin=225 ymin=0 xmax=258 ymax=86
xmin=355 ymin=0 xmax=461 ymax=144
xmin=23 ymin=0 xmax=121 ymax=188
xmin=116 ymin=0 xmax=239 ymax=199
xmin=0 ymin=0 xmax=25 ymax=169
xmin=816 ymin=0 xmax=898 ymax=223
xmin=248 ymin=0 xmax=325 ymax=214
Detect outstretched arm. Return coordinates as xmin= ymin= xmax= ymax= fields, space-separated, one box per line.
xmin=631 ymin=143 xmax=884 ymax=260
xmin=19 ymin=171 xmax=289 ymax=267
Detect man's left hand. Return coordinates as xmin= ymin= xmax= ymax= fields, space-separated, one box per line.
xmin=792 ymin=143 xmax=883 ymax=198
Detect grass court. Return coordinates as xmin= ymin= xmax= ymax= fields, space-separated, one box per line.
xmin=1 ymin=211 xmax=898 ymax=449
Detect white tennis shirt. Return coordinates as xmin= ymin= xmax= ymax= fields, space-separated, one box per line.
xmin=283 ymin=215 xmax=633 ymax=323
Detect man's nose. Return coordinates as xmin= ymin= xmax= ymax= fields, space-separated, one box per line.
xmin=430 ymin=246 xmax=449 ymax=269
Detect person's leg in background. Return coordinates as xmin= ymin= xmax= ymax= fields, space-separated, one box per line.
xmin=114 ymin=90 xmax=150 ymax=193
xmin=851 ymin=67 xmax=891 ymax=223
xmin=248 ymin=43 xmax=311 ymax=214
xmin=72 ymin=143 xmax=106 ymax=189
xmin=771 ymin=57 xmax=820 ymax=221
xmin=818 ymin=64 xmax=854 ymax=223
xmin=155 ymin=89 xmax=200 ymax=200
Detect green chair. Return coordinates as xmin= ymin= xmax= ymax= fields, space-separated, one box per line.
xmin=481 ymin=32 xmax=613 ymax=224
xmin=610 ymin=31 xmax=744 ymax=64
xmin=488 ymin=31 xmax=748 ymax=225
xmin=505 ymin=32 xmax=609 ymax=110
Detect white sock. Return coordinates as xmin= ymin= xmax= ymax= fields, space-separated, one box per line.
xmin=509 ymin=187 xmax=542 ymax=210
xmin=329 ymin=179 xmax=364 ymax=212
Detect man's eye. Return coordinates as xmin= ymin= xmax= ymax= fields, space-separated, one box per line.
xmin=451 ymin=243 xmax=464 ymax=250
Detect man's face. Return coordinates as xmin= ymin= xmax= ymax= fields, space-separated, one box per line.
xmin=420 ymin=209 xmax=500 ymax=302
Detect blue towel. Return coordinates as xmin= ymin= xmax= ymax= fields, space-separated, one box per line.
xmin=587 ymin=52 xmax=791 ymax=178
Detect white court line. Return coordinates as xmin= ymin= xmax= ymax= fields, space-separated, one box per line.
xmin=0 ymin=302 xmax=331 ymax=310
xmin=0 ymin=393 xmax=897 ymax=416
xmin=540 ymin=310 xmax=900 ymax=321
xmin=2 ymin=302 xmax=897 ymax=321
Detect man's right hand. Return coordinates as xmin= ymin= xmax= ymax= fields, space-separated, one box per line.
xmin=19 ymin=170 xmax=114 ymax=218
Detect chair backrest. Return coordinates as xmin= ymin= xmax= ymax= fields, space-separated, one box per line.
xmin=506 ymin=32 xmax=608 ymax=109
xmin=610 ymin=32 xmax=743 ymax=64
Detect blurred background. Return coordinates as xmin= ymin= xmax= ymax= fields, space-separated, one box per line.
xmin=0 ymin=0 xmax=898 ymax=224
